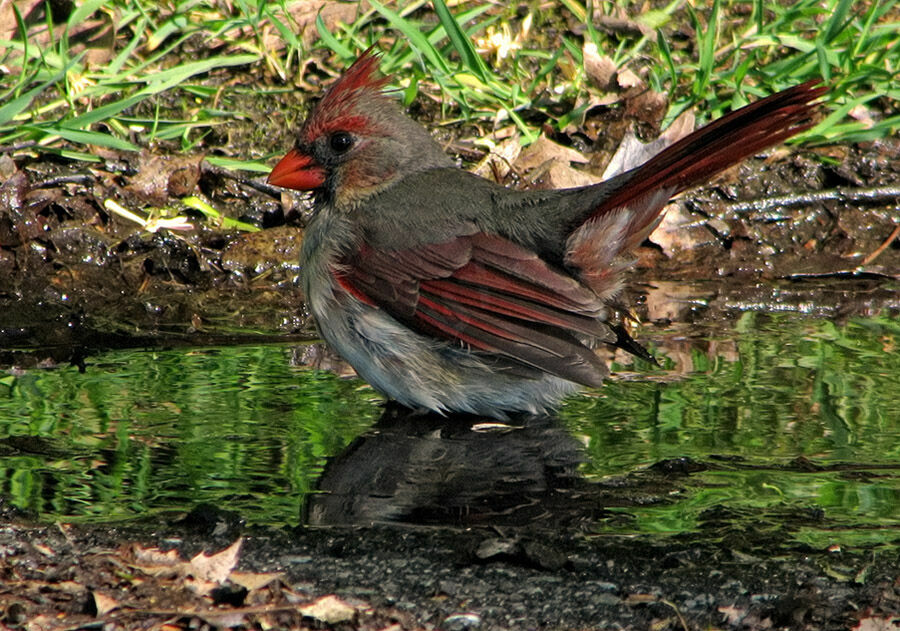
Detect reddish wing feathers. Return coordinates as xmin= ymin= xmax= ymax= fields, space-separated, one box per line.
xmin=329 ymin=82 xmax=824 ymax=388
xmin=339 ymin=234 xmax=612 ymax=386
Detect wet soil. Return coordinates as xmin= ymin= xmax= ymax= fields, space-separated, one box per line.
xmin=1 ymin=139 xmax=898 ymax=371
xmin=4 ymin=490 xmax=900 ymax=631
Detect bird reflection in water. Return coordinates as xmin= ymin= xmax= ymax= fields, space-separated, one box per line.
xmin=305 ymin=404 xmax=631 ymax=530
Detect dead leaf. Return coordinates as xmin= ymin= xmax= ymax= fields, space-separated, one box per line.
xmin=648 ymin=203 xmax=712 ymax=257
xmin=0 ymin=154 xmax=17 ymax=179
xmin=188 ymin=538 xmax=242 ymax=584
xmin=198 ymin=611 xmax=247 ymax=629
xmin=596 ymin=14 xmax=652 ymax=38
xmin=583 ymin=42 xmax=616 ymax=91
xmin=616 ymin=67 xmax=643 ymax=90
xmin=848 ymin=104 xmax=876 ymax=128
xmin=128 ymin=543 xmax=181 ymax=568
xmin=91 ymin=590 xmax=119 ymax=616
xmin=532 ymin=162 xmax=599 ymax=190
xmin=853 ymin=615 xmax=900 ymax=631
xmin=24 ymin=613 xmax=55 ymax=631
xmin=300 ymin=594 xmax=358 ymax=624
xmin=288 ymin=2 xmax=367 ymax=47
xmin=516 ymin=135 xmax=589 ymax=173
xmin=32 ymin=542 xmax=55 ymax=557
xmin=625 ymin=593 xmax=659 ymax=605
xmin=602 ymin=108 xmax=695 ymax=179
xmin=472 ymin=136 xmax=522 ymax=181
xmin=125 ymin=151 xmax=202 ymax=205
xmin=230 ymin=570 xmax=283 ymax=592
xmin=625 ymin=88 xmax=667 ymax=128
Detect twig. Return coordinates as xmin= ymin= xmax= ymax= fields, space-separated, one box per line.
xmin=202 ymin=162 xmax=284 ymax=198
xmin=860 ymin=223 xmax=900 ymax=266
xmin=662 ymin=599 xmax=691 ymax=631
xmin=723 ymin=186 xmax=900 ymax=214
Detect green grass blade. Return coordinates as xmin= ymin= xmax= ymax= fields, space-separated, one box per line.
xmin=68 ymin=0 xmax=110 ymax=28
xmin=316 ymin=12 xmax=353 ymax=59
xmin=108 ymin=15 xmax=147 ymax=76
xmin=12 ymin=4 xmax=29 ymax=93
xmin=62 ymin=54 xmax=257 ymax=130
xmin=823 ymin=0 xmax=855 ymax=44
xmin=0 ymin=63 xmax=73 ymax=126
xmin=432 ymin=0 xmax=490 ymax=82
xmin=368 ymin=0 xmax=450 ymax=75
xmin=28 ymin=125 xmax=140 ymax=151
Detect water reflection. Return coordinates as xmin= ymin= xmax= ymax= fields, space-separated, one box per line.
xmin=308 ymin=405 xmax=609 ymax=528
xmin=0 ymin=311 xmax=897 ymax=541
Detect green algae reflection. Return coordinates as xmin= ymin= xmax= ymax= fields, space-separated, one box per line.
xmin=0 ymin=312 xmax=897 ymax=545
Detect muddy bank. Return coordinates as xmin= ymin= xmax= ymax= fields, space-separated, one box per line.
xmin=1 ymin=139 xmax=898 ymax=372
xmin=3 ymin=499 xmax=900 ymax=631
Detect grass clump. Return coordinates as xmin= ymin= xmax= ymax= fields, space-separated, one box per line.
xmin=0 ymin=0 xmax=897 ymax=167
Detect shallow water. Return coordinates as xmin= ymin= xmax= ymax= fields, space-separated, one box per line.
xmin=1 ymin=311 xmax=898 ymax=546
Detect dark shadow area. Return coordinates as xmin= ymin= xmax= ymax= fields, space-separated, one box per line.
xmin=307 ymin=404 xmax=595 ymax=528
xmin=306 ymin=404 xmax=708 ymax=534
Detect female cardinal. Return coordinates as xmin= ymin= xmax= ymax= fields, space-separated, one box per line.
xmin=268 ymin=50 xmax=823 ymax=418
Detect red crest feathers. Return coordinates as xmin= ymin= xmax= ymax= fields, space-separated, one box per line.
xmin=329 ymin=47 xmax=390 ymax=96
xmin=303 ymin=47 xmax=391 ymax=141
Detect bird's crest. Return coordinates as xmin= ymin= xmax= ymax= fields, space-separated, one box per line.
xmin=302 ymin=47 xmax=392 ymax=141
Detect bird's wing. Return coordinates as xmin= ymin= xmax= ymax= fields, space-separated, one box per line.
xmin=336 ymin=232 xmax=617 ymax=386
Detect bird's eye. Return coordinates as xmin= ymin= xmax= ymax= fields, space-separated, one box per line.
xmin=329 ymin=132 xmax=354 ymax=154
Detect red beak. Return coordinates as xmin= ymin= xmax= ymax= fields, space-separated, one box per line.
xmin=267 ymin=148 xmax=326 ymax=190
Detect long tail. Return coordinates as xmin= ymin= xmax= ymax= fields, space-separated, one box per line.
xmin=597 ymin=81 xmax=825 ymax=223
xmin=566 ymin=81 xmax=825 ymax=299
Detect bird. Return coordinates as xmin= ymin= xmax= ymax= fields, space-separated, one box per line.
xmin=267 ymin=49 xmax=823 ymax=418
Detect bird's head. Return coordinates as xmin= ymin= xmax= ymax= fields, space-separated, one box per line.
xmin=268 ymin=49 xmax=452 ymax=208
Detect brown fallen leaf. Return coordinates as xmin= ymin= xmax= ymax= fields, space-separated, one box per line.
xmin=299 ymin=594 xmax=358 ymax=625
xmin=188 ymin=538 xmax=242 ymax=584
xmin=128 ymin=543 xmax=181 ymax=569
xmin=596 ymin=14 xmax=653 ymax=38
xmin=616 ymin=67 xmax=643 ymax=90
xmin=472 ymin=136 xmax=523 ymax=181
xmin=625 ymin=87 xmax=667 ymax=128
xmin=24 ymin=613 xmax=55 ymax=631
xmin=197 ymin=611 xmax=247 ymax=629
xmin=531 ymin=161 xmax=599 ymax=190
xmin=123 ymin=538 xmax=243 ymax=595
xmin=602 ymin=109 xmax=695 ymax=179
xmin=288 ymin=1 xmax=368 ymax=48
xmin=230 ymin=570 xmax=283 ymax=592
xmin=853 ymin=615 xmax=900 ymax=631
xmin=125 ymin=151 xmax=203 ymax=205
xmin=90 ymin=590 xmax=119 ymax=616
xmin=648 ymin=203 xmax=712 ymax=257
xmin=583 ymin=42 xmax=617 ymax=91
xmin=515 ymin=134 xmax=589 ymax=173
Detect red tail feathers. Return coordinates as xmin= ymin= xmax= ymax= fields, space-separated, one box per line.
xmin=594 ymin=81 xmax=826 ymax=223
xmin=566 ymin=82 xmax=824 ymax=300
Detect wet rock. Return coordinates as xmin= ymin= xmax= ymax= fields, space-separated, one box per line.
xmin=175 ymin=503 xmax=244 ymax=540
xmin=220 ymin=225 xmax=304 ymax=277
xmin=442 ymin=612 xmax=482 ymax=630
xmin=125 ymin=151 xmax=203 ymax=205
